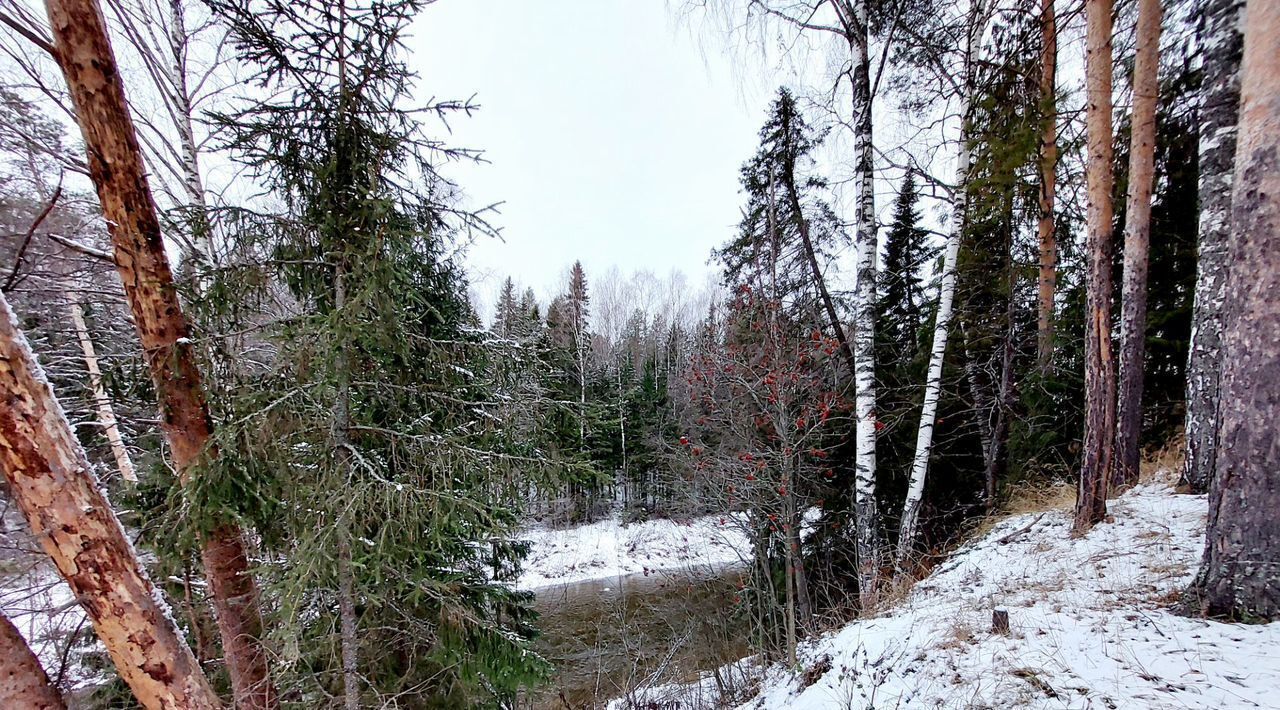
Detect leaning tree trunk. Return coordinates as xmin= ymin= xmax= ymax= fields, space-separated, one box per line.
xmin=848 ymin=2 xmax=881 ymax=607
xmin=42 ymin=0 xmax=277 ymax=705
xmin=68 ymin=298 xmax=137 ymax=482
xmin=0 ymin=292 xmax=221 ymax=709
xmin=897 ymin=3 xmax=987 ymax=566
xmin=1183 ymin=0 xmax=1244 ymax=494
xmin=1184 ymin=0 xmax=1279 ymax=619
xmin=0 ymin=609 xmax=67 ymax=709
xmin=1114 ymin=0 xmax=1163 ymax=489
xmin=1036 ymin=0 xmax=1058 ymax=367
xmin=1074 ymin=0 xmax=1116 ymax=534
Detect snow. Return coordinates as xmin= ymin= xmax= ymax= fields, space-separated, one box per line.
xmin=615 ymin=478 xmax=1280 ymax=709
xmin=518 ymin=512 xmax=752 ymax=590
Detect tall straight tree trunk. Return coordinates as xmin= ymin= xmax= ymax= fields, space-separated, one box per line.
xmin=68 ymin=298 xmax=137 ymax=482
xmin=848 ymin=2 xmax=881 ymax=606
xmin=331 ymin=264 xmax=362 ymax=710
xmin=0 ymin=292 xmax=220 ymax=709
xmin=1114 ymin=0 xmax=1162 ymax=489
xmin=1036 ymin=0 xmax=1058 ymax=367
xmin=1182 ymin=0 xmax=1244 ymax=494
xmin=1184 ymin=0 xmax=1279 ymax=619
xmin=0 ymin=610 xmax=67 ymax=709
xmin=41 ymin=0 xmax=277 ymax=705
xmin=1074 ymin=0 xmax=1116 ymax=534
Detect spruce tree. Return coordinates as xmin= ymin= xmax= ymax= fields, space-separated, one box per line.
xmin=205 ymin=0 xmax=548 ymax=703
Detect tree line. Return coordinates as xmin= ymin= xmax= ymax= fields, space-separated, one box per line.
xmin=0 ymin=0 xmax=1275 ymax=706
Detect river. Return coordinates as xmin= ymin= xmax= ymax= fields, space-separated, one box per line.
xmin=523 ymin=566 xmax=750 ymax=708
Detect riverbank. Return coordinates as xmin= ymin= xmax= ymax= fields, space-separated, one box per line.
xmin=517 ymin=512 xmax=752 ymax=590
xmin=614 ymin=476 xmax=1280 ymax=708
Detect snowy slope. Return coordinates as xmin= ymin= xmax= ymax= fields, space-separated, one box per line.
xmin=617 ymin=479 xmax=1280 ymax=709
xmin=518 ymin=512 xmax=752 ymax=590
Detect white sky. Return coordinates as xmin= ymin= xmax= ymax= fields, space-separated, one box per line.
xmin=407 ymin=0 xmax=774 ymax=314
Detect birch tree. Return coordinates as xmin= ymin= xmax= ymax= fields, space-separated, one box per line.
xmin=40 ymin=0 xmax=277 ymax=703
xmin=897 ymin=0 xmax=991 ymax=564
xmin=1073 ymin=0 xmax=1116 ymax=533
xmin=1182 ymin=0 xmax=1244 ymax=494
xmin=0 ymin=290 xmax=221 ymax=709
xmin=1183 ymin=0 xmax=1279 ymax=620
xmin=1114 ymin=0 xmax=1162 ymax=489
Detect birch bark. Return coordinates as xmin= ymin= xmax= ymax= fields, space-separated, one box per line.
xmin=896 ymin=0 xmax=986 ymax=564
xmin=67 ymin=298 xmax=137 ymax=482
xmin=1183 ymin=0 xmax=1243 ymax=494
xmin=847 ymin=0 xmax=881 ymax=605
xmin=1185 ymin=0 xmax=1280 ymax=619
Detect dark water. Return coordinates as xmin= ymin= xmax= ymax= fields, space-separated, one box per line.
xmin=524 ymin=567 xmax=749 ymax=709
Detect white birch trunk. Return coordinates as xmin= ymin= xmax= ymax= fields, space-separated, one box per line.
xmin=897 ymin=132 xmax=970 ymax=566
xmin=897 ymin=0 xmax=988 ymax=564
xmin=848 ymin=0 xmax=881 ymax=604
xmin=1183 ymin=0 xmax=1244 ymax=493
xmin=68 ymin=298 xmax=137 ymax=482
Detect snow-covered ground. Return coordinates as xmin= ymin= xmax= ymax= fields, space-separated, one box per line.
xmin=615 ymin=478 xmax=1280 ymax=709
xmin=518 ymin=512 xmax=752 ymax=590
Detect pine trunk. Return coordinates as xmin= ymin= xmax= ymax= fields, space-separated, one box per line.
xmin=42 ymin=0 xmax=277 ymax=704
xmin=849 ymin=11 xmax=881 ymax=605
xmin=1074 ymin=0 xmax=1116 ymax=534
xmin=0 ymin=610 xmax=67 ymax=709
xmin=0 ymin=292 xmax=220 ymax=709
xmin=1185 ymin=0 xmax=1280 ymax=619
xmin=1114 ymin=0 xmax=1162 ymax=489
xmin=1183 ymin=0 xmax=1244 ymax=494
xmin=1036 ymin=0 xmax=1058 ymax=366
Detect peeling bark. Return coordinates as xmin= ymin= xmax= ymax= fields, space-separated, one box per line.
xmin=0 ymin=610 xmax=67 ymax=709
xmin=1185 ymin=0 xmax=1280 ymax=620
xmin=1183 ymin=0 xmax=1244 ymax=494
xmin=1115 ymin=0 xmax=1162 ymax=489
xmin=0 ymin=291 xmax=220 ymax=709
xmin=1074 ymin=0 xmax=1116 ymax=533
xmin=41 ymin=0 xmax=277 ymax=704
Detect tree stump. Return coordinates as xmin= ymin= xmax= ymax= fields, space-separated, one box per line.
xmin=992 ymin=609 xmax=1010 ymax=635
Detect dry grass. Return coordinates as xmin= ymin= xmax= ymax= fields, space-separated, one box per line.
xmin=1140 ymin=432 xmax=1185 ymax=484
xmin=968 ymin=478 xmax=1076 ymax=541
xmin=861 ymin=571 xmax=920 ymax=617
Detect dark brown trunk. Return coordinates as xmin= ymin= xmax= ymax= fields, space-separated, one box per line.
xmin=41 ymin=0 xmax=277 ymax=704
xmin=0 ymin=610 xmax=67 ymax=709
xmin=782 ymin=154 xmax=856 ymax=382
xmin=0 ymin=291 xmax=220 ymax=709
xmin=1184 ymin=0 xmax=1280 ymax=621
xmin=1114 ymin=0 xmax=1163 ymax=489
xmin=1074 ymin=0 xmax=1116 ymax=534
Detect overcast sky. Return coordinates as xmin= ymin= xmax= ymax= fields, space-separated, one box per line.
xmin=407 ymin=0 xmax=774 ymax=315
